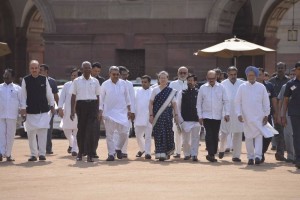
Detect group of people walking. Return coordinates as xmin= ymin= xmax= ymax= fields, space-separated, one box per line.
xmin=0 ymin=59 xmax=299 ymax=169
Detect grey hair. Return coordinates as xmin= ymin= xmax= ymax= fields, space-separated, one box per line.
xmin=109 ymin=66 xmax=119 ymax=73
xmin=81 ymin=61 xmax=91 ymax=68
xmin=157 ymin=71 xmax=169 ymax=78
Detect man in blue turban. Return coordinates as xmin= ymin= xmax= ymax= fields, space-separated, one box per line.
xmin=235 ymin=66 xmax=271 ymax=165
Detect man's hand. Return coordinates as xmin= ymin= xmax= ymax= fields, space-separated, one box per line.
xmin=131 ymin=113 xmax=135 ymax=121
xmin=50 ymin=106 xmax=56 ymax=115
xmin=127 ymin=111 xmax=132 ymax=120
xmin=70 ymin=111 xmax=75 ymax=121
xmin=20 ymin=109 xmax=27 ymax=117
xmin=98 ymin=110 xmax=103 ymax=121
xmin=198 ymin=118 xmax=203 ymax=126
xmin=262 ymin=116 xmax=268 ymax=126
xmin=281 ymin=116 xmax=287 ymax=127
xmin=238 ymin=115 xmax=244 ymax=123
xmin=224 ymin=115 xmax=230 ymax=122
xmin=58 ymin=108 xmax=64 ymax=118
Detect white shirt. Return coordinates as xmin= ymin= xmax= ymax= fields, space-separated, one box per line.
xmin=235 ymin=81 xmax=270 ymax=139
xmin=125 ymin=80 xmax=135 ymax=113
xmin=135 ymin=87 xmax=152 ymax=126
xmin=100 ymin=79 xmax=131 ymax=127
xmin=196 ymin=82 xmax=229 ymax=120
xmin=21 ymin=77 xmax=55 ymax=109
xmin=220 ymin=79 xmax=244 ymax=133
xmin=0 ymin=82 xmax=22 ymax=119
xmin=70 ymin=75 xmax=101 ymax=100
xmin=169 ymin=79 xmax=188 ymax=99
xmin=58 ymin=81 xmax=77 ymax=129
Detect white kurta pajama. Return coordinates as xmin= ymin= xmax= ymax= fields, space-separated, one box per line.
xmin=58 ymin=81 xmax=78 ymax=153
xmin=235 ymin=82 xmax=270 ymax=160
xmin=114 ymin=80 xmax=135 ymax=155
xmin=134 ymin=87 xmax=153 ymax=155
xmin=177 ymin=90 xmax=201 ymax=157
xmin=169 ymin=79 xmax=188 ymax=156
xmin=219 ymin=79 xmax=244 ymax=158
xmin=100 ymin=79 xmax=131 ymax=156
xmin=21 ymin=78 xmax=55 ymax=157
xmin=0 ymin=83 xmax=23 ymax=158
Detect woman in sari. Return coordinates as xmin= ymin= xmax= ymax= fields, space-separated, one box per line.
xmin=149 ymin=71 xmax=179 ymax=161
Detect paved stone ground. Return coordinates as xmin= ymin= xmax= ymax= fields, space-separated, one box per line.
xmin=0 ymin=137 xmax=299 ymax=200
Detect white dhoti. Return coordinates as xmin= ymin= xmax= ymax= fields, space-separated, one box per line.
xmin=0 ymin=118 xmax=17 ymax=157
xmin=24 ymin=112 xmax=51 ymax=157
xmin=104 ymin=117 xmax=129 ymax=156
xmin=173 ymin=122 xmax=183 ymax=155
xmin=245 ymin=135 xmax=263 ymax=160
xmin=63 ymin=129 xmax=78 ymax=153
xmin=219 ymin=118 xmax=243 ymax=158
xmin=181 ymin=122 xmax=200 ymax=157
xmin=135 ymin=124 xmax=152 ymax=155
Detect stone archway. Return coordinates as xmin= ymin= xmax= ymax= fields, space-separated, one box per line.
xmin=205 ymin=0 xmax=248 ymax=34
xmin=260 ymin=0 xmax=300 ymax=73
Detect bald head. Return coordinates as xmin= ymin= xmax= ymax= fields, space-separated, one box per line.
xmin=206 ymin=70 xmax=217 ymax=86
xmin=29 ymin=60 xmax=40 ymax=77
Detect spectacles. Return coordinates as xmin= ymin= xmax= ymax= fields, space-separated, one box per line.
xmin=111 ymin=73 xmax=119 ymax=76
xmin=179 ymin=72 xmax=187 ymax=74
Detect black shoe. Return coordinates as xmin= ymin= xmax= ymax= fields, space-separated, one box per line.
xmin=225 ymin=148 xmax=230 ymax=153
xmin=39 ymin=155 xmax=46 ymax=161
xmin=136 ymin=151 xmax=145 ymax=157
xmin=71 ymin=152 xmax=78 ymax=156
xmin=76 ymin=154 xmax=82 ymax=161
xmin=0 ymin=154 xmax=2 ymax=161
xmin=275 ymin=153 xmax=286 ymax=161
xmin=115 ymin=150 xmax=123 ymax=159
xmin=184 ymin=156 xmax=191 ymax=160
xmin=87 ymin=156 xmax=94 ymax=162
xmin=271 ymin=146 xmax=276 ymax=151
xmin=28 ymin=156 xmax=37 ymax=161
xmin=206 ymin=155 xmax=217 ymax=162
xmin=93 ymin=154 xmax=99 ymax=159
xmin=67 ymin=146 xmax=72 ymax=154
xmin=218 ymin=152 xmax=225 ymax=159
xmin=232 ymin=157 xmax=241 ymax=162
xmin=173 ymin=154 xmax=181 ymax=158
xmin=295 ymin=162 xmax=300 ymax=169
xmin=106 ymin=155 xmax=115 ymax=161
xmin=255 ymin=157 xmax=261 ymax=165
xmin=192 ymin=156 xmax=198 ymax=162
xmin=286 ymin=159 xmax=295 ymax=163
xmin=261 ymin=154 xmax=265 ymax=163
xmin=46 ymin=151 xmax=53 ymax=155
xmin=6 ymin=156 xmax=15 ymax=162
xmin=122 ymin=153 xmax=128 ymax=158
xmin=145 ymin=154 xmax=152 ymax=160
xmin=248 ymin=159 xmax=254 ymax=165
xmin=159 ymin=157 xmax=166 ymax=161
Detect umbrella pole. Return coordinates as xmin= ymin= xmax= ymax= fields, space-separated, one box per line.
xmin=234 ymin=56 xmax=237 ymax=67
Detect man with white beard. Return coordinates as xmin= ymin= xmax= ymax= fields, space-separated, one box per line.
xmin=235 ymin=66 xmax=270 ymax=165
xmin=218 ymin=66 xmax=244 ymax=162
xmin=134 ymin=75 xmax=153 ymax=159
xmin=169 ymin=66 xmax=188 ymax=158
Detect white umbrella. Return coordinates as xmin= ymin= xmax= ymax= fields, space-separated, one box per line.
xmin=194 ymin=36 xmax=275 ymax=66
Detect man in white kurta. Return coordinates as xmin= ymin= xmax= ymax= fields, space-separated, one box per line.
xmin=100 ymin=66 xmax=131 ymax=161
xmin=114 ymin=66 xmax=135 ymax=158
xmin=0 ymin=69 xmax=23 ymax=162
xmin=58 ymin=69 xmax=79 ymax=156
xmin=235 ymin=66 xmax=270 ymax=165
xmin=134 ymin=75 xmax=153 ymax=159
xmin=21 ymin=60 xmax=55 ymax=161
xmin=219 ymin=67 xmax=244 ymax=162
xmin=169 ymin=66 xmax=188 ymax=158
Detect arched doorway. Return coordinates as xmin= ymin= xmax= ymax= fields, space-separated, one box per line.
xmin=0 ymin=0 xmax=15 ymax=82
xmin=24 ymin=6 xmax=45 ymax=70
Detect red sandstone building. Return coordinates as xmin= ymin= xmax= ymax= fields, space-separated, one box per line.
xmin=0 ymin=0 xmax=299 ymax=81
